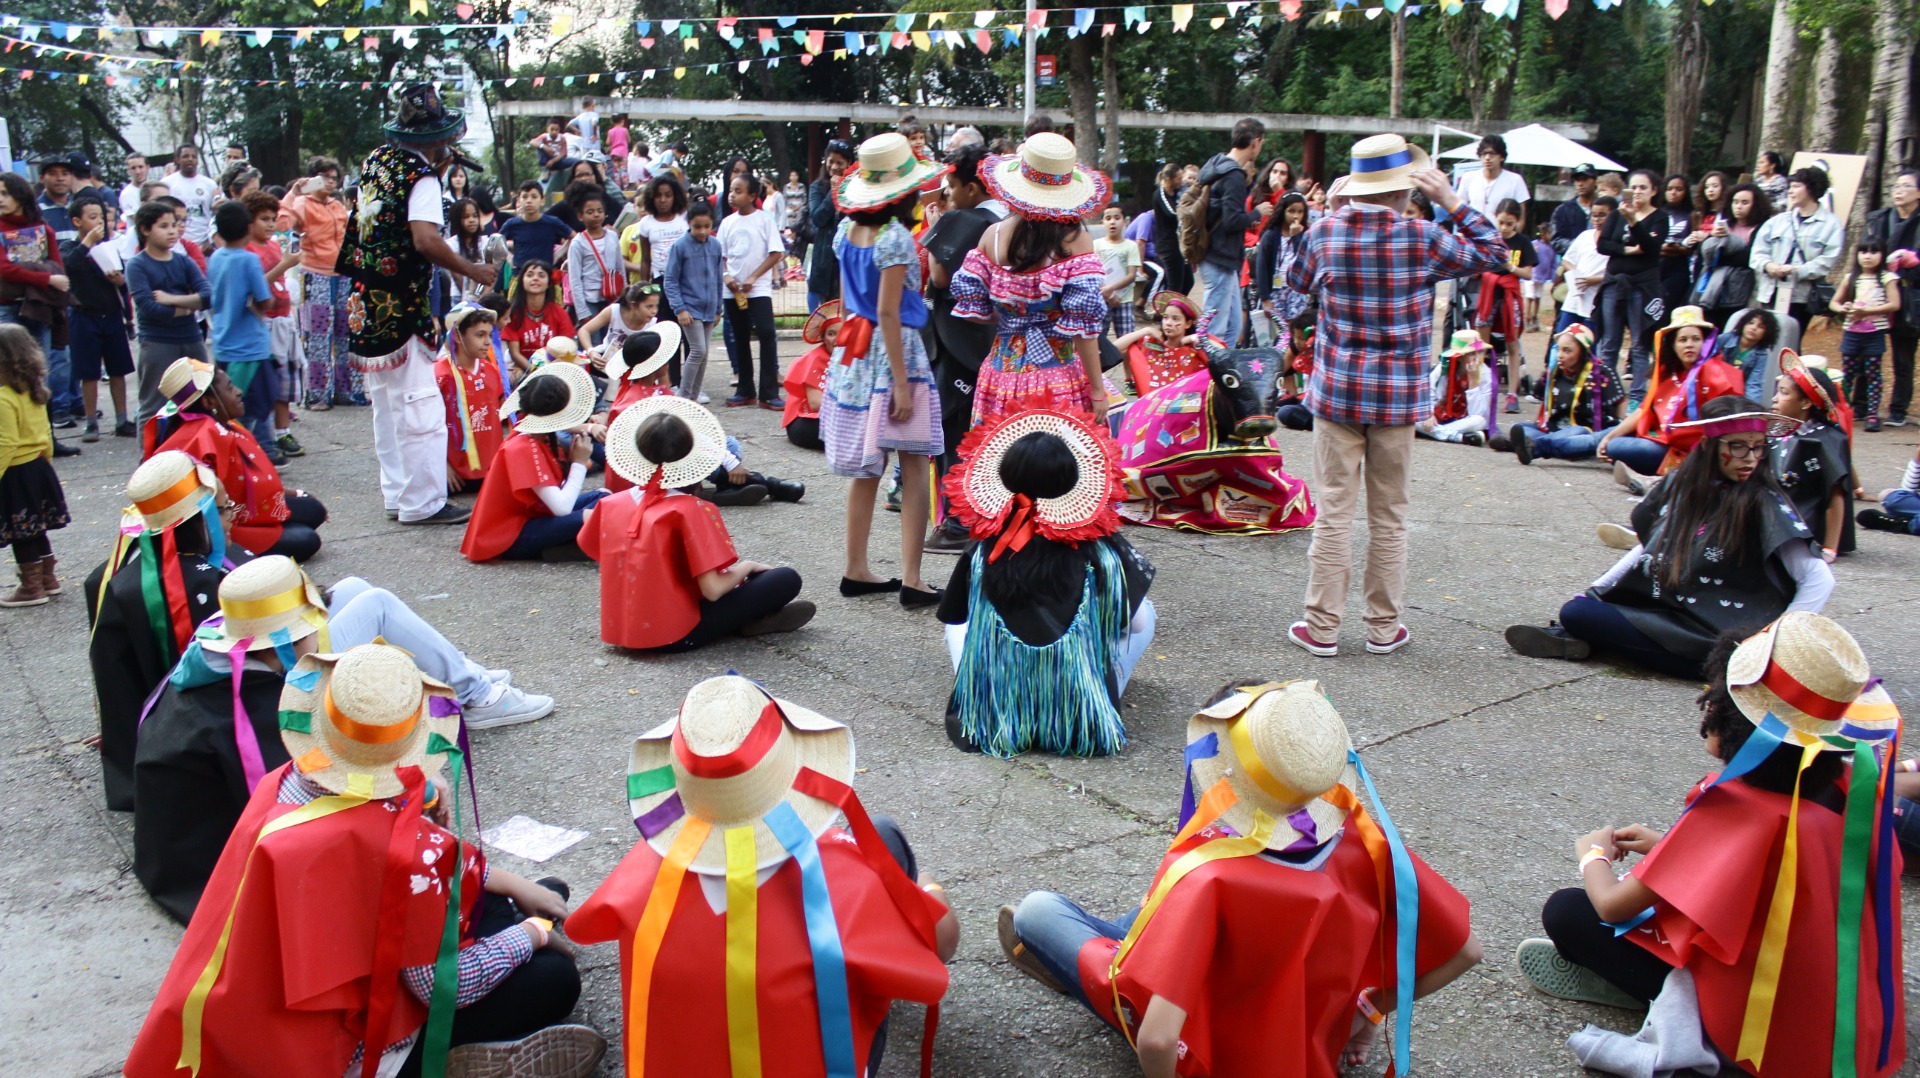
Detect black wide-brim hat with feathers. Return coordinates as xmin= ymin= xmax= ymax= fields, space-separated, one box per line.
xmin=384 ymin=82 xmax=467 ymax=146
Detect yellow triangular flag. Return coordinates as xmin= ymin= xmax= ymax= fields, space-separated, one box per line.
xmin=410 ymin=0 xmax=427 ymax=13
xmin=673 ymin=66 xmax=685 ymax=79
xmin=343 ymin=26 xmax=361 ymax=41
xmin=201 ymin=28 xmax=222 ymax=46
xmin=1171 ymin=4 xmax=1194 ymax=30
xmin=910 ymin=29 xmax=931 ymax=49
xmin=550 ymin=12 xmax=571 ymax=36
xmin=1210 ymin=15 xmax=1225 ymax=27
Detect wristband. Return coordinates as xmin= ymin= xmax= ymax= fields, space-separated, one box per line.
xmin=922 ymin=882 xmax=945 ymax=894
xmin=1578 ymin=846 xmax=1612 ymax=873
xmin=523 ymin=916 xmax=553 ymax=947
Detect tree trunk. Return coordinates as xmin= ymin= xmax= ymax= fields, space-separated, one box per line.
xmin=1663 ymin=0 xmax=1709 ymax=177
xmin=1757 ymin=0 xmax=1800 ymax=155
xmin=1888 ymin=2 xmax=1916 ymax=173
xmin=1488 ymin=7 xmax=1522 ymax=122
xmin=1808 ymin=25 xmax=1844 ymax=152
xmin=1855 ymin=0 xmax=1915 ymax=224
xmin=1390 ymin=10 xmax=1406 ymax=119
xmin=1100 ymin=31 xmax=1121 ymax=176
xmin=1066 ymin=32 xmax=1099 ymax=166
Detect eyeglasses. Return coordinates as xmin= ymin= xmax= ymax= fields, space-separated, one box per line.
xmin=1719 ymin=441 xmax=1766 ymax=459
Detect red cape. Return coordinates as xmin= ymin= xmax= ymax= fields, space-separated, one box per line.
xmin=1634 ymin=356 xmax=1744 ymax=471
xmin=1076 ymin=829 xmax=1472 ymax=1078
xmin=1125 ymin=340 xmax=1209 ymax=398
xmin=126 ymin=764 xmax=484 ymax=1078
xmin=153 ymin=414 xmax=290 ymax=554
xmin=434 ymin=355 xmax=506 ymax=482
xmin=568 ymin=828 xmax=949 ymax=1078
xmin=460 ymin=433 xmax=563 ymax=562
xmin=1629 ymin=776 xmax=1905 ymax=1077
xmin=781 ymin=346 xmax=830 ymax=426
xmin=578 ymin=491 xmax=736 ymax=649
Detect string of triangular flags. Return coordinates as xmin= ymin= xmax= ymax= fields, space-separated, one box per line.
xmin=0 ymin=0 xmax=1708 ymax=57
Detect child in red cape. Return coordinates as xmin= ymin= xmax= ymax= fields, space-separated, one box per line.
xmin=146 ymin=356 xmax=328 ymax=561
xmin=782 ymin=298 xmax=840 ymax=451
xmin=1520 ymin=613 xmax=1905 ymax=1077
xmin=999 ymin=680 xmax=1482 ymax=1078
xmin=600 ymin=323 xmax=680 ymax=494
xmin=125 ymin=642 xmax=601 ymax=1078
xmin=435 ymin=305 xmax=507 ymax=494
xmin=460 ymin=362 xmax=609 ymax=562
xmin=579 ymin=396 xmax=814 ymax=649
xmin=568 ymin=675 xmax=958 ymax=1078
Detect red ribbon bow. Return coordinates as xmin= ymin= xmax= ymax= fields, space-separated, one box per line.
xmin=832 ymin=315 xmax=875 ymax=366
xmin=628 ymin=471 xmax=668 ymax=536
xmin=988 ymin=494 xmax=1040 ymax=563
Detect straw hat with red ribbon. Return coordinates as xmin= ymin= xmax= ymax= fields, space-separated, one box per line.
xmin=1148 ymin=290 xmax=1199 ymax=325
xmin=278 ymin=642 xmax=462 ymax=798
xmin=1727 ymin=612 xmax=1899 ymax=749
xmin=605 ymin=394 xmax=728 ymax=495
xmin=943 ymin=409 xmax=1124 ymax=562
xmin=126 ymin=450 xmax=220 ymax=534
xmin=1665 ymin=408 xmax=1799 ymax=441
xmin=626 ymin=675 xmax=854 ymax=874
xmin=602 ymin=321 xmax=683 ymax=385
xmin=1780 ymin=349 xmax=1855 ymax=439
xmin=803 ymin=299 xmax=845 ymax=345
xmin=198 ymin=554 xmax=330 ymax=655
xmin=979 ymin=133 xmax=1112 ymax=223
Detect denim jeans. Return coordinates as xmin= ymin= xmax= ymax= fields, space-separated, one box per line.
xmin=1011 ymin=891 xmax=1139 ymax=1011
xmin=1518 ymin=423 xmax=1601 ymax=461
xmin=501 ymin=488 xmax=610 ymax=560
xmin=327 ymin=577 xmax=491 ymax=704
xmin=1603 ymin=435 xmax=1668 ymax=476
xmin=1197 ymin=261 xmax=1244 ymax=349
xmin=1881 ymin=489 xmax=1920 ymax=534
xmin=1599 ymin=276 xmax=1658 ymax=403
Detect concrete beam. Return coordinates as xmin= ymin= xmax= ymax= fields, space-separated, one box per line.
xmin=495 ymin=97 xmax=1590 ymax=141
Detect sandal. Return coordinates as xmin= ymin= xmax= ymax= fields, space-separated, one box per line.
xmin=997 ymin=905 xmax=1067 ymax=996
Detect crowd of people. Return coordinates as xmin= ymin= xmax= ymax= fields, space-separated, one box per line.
xmin=2 ymin=84 xmax=1917 ymax=1078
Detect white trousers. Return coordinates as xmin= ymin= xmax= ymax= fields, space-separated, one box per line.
xmin=364 ymin=339 xmax=450 ymax=522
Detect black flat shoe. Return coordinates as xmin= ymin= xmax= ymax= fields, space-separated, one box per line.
xmin=840 ymin=576 xmax=902 ymax=597
xmin=900 ymin=585 xmax=942 ymax=609
xmin=945 ymin=698 xmax=982 ymax=753
xmin=1505 ymin=623 xmax=1592 ymax=661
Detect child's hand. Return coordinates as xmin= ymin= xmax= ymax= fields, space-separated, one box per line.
xmin=567 ymin=434 xmax=593 ymax=465
xmin=1577 ymin=828 xmax=1617 ymax=863
xmin=678 ymin=311 xmax=692 ymax=326
xmin=447 ymin=472 xmax=466 ymax=494
xmin=727 ymin=463 xmax=749 ymax=484
xmin=1611 ymin=824 xmax=1662 ymax=855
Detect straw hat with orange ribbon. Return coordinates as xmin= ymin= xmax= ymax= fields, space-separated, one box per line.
xmin=277 ymin=643 xmax=462 ymax=798
xmin=197 ymin=554 xmax=329 ymax=655
xmin=1185 ymin=680 xmax=1361 ymax=851
xmin=157 ymin=357 xmax=216 ymax=417
xmin=943 ymin=409 xmax=1125 ymax=557
xmin=626 ymin=675 xmax=854 ymax=874
xmin=126 ymin=450 xmax=220 ymax=534
xmin=1727 ymin=612 xmax=1899 ymax=749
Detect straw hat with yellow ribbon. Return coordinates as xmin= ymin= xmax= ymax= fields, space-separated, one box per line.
xmin=198 ymin=554 xmax=330 ymax=655
xmin=157 ymin=357 xmax=216 ymax=417
xmin=626 ymin=675 xmax=854 ymax=875
xmin=126 ymin=450 xmax=220 ymax=534
xmin=277 ymin=642 xmax=462 ymax=799
xmin=1727 ymin=612 xmax=1899 ymax=749
xmin=1185 ymin=680 xmax=1360 ymax=851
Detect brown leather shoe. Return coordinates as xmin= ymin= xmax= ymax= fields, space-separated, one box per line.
xmin=0 ymin=564 xmax=48 ymax=607
xmin=36 ymin=555 xmax=61 ymax=596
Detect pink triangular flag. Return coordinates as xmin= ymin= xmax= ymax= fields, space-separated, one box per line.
xmin=973 ymin=28 xmax=991 ymax=52
xmin=456 ymin=2 xmax=473 ymax=16
xmin=1545 ymin=0 xmax=1569 ymax=15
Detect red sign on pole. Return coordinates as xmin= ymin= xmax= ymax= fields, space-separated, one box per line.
xmin=1035 ymin=53 xmax=1056 ymax=86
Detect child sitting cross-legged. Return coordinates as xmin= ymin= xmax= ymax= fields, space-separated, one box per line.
xmin=1858 ymin=442 xmax=1920 ymax=536
xmin=781 ymin=299 xmax=840 ymax=451
xmin=460 ymin=362 xmax=609 ymax=562
xmin=580 ymin=396 xmax=814 ymax=650
xmin=998 ymin=679 xmax=1482 ymax=1078
xmin=599 ymin=324 xmax=679 ymax=493
xmin=434 ymin=304 xmax=507 ymax=494
xmin=1415 ymin=332 xmax=1494 ymax=447
xmin=1503 ymin=323 xmax=1624 ymax=465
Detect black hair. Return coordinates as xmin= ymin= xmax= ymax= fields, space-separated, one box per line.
xmin=518 ymin=373 xmax=571 ymax=418
xmin=1794 ymin=366 xmax=1843 ymax=423
xmin=999 ymin=431 xmax=1077 ymax=498
xmin=1646 ymin=396 xmax=1792 ymax=593
xmin=636 ymin=412 xmax=693 ymax=466
xmin=945 ymin=143 xmax=989 ymax=189
xmin=306 ymin=155 xmax=341 ymax=177
xmin=730 ymin=172 xmax=764 ymax=200
xmin=1627 ymin=169 xmax=1662 ymax=197
xmin=213 ymin=199 xmax=252 ymax=242
xmin=1231 ymin=117 xmax=1266 ymax=150
xmin=1661 ymin=173 xmax=1692 ymax=209
xmin=1759 ymin=150 xmax=1785 ymax=174
xmin=1478 ymin=134 xmax=1508 ymax=159
xmin=1696 ymin=632 xmax=1845 ymax=797
xmin=1789 ymin=167 xmax=1830 ymax=200
xmin=67 ymin=193 xmax=107 ymax=224
xmin=1653 ymin=314 xmax=1712 ymax=381
xmin=846 ymin=193 xmax=918 ymax=228
xmin=980 ymin=432 xmax=1093 ymax=615
xmin=622 ymin=331 xmax=663 ymax=369
xmin=1024 ymin=115 xmax=1056 ymax=138
xmin=478 ymin=291 xmax=509 ymax=316
xmin=1855 ymin=238 xmax=1887 ymax=257
xmin=644 ymin=174 xmax=689 ymax=217
xmin=0 ymin=173 xmax=42 ymax=224
xmin=517 ymin=180 xmax=544 ymax=196
xmin=1006 ymin=218 xmax=1081 ymax=274
xmin=1727 ymin=182 xmax=1773 ymax=226
xmin=564 ymin=180 xmax=610 ymax=216
xmin=1262 ymin=191 xmax=1307 ymax=238
xmin=685 ymin=199 xmax=716 ymax=224
xmin=1594 ymin=194 xmax=1620 ymax=211
xmin=1493 ymin=198 xmax=1525 ymax=220
xmin=155 ymin=195 xmax=186 ymax=212
xmin=132 ymin=201 xmax=175 ymax=244
xmin=449 ymin=197 xmax=483 ymax=259
xmin=824 ymin=139 xmax=854 ymax=162
xmin=1695 ymin=170 xmax=1732 ymax=214
xmin=1729 ymin=308 xmax=1778 ymax=352
xmin=507 ymin=259 xmax=555 ymax=324
xmin=619 ymin=283 xmax=661 ymax=308
xmin=896 ymin=115 xmax=926 ymax=138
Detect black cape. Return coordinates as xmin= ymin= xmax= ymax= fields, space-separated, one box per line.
xmin=133 ymin=664 xmax=290 ymax=923
xmin=84 ymin=545 xmax=241 ymax=812
xmin=1772 ymin=420 xmax=1855 ymax=554
xmin=1590 ymin=479 xmax=1816 ymax=660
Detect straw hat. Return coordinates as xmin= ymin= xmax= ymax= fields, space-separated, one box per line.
xmin=1665 ymin=408 xmax=1798 ymax=439
xmin=605 ymin=394 xmax=728 ymax=490
xmin=627 ymin=675 xmax=854 ymax=875
xmin=1727 ymin=612 xmax=1899 ymax=750
xmin=945 ymin=409 xmax=1123 ymax=542
xmin=803 ymin=299 xmax=845 ymax=345
xmin=500 ymin=361 xmax=596 ymax=435
xmin=1341 ymin=134 xmax=1431 ymax=197
xmin=1148 ymin=290 xmax=1199 ymax=324
xmin=200 ymin=555 xmax=329 ymax=654
xmin=278 ymin=643 xmax=462 ymax=798
xmin=1442 ymin=330 xmax=1492 ymax=358
xmin=541 ymin=337 xmax=582 ymax=366
xmin=980 ymin=134 xmax=1112 ymax=223
xmin=1778 ymin=349 xmax=1840 ymax=409
xmin=1556 ymin=323 xmax=1595 ymax=358
xmin=1666 ymin=305 xmax=1714 ymax=334
xmin=445 ymin=303 xmax=493 ymax=339
xmin=1186 ymin=680 xmax=1360 ymax=851
xmin=157 ymin=357 xmax=216 ymax=417
xmin=127 ymin=450 xmax=220 ymax=533
xmin=603 ymin=321 xmax=683 ymax=385
xmin=833 ymin=133 xmax=950 ymax=214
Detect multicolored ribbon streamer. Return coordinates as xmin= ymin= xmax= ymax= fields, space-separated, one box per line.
xmin=766 ymin=801 xmax=856 ymax=1078
xmin=420 ymin=732 xmax=468 ymax=1078
xmin=449 ymin=353 xmax=483 ymax=474
xmin=357 ymin=766 xmax=430 ymax=1078
xmin=723 ymin=825 xmax=764 ymax=1078
xmin=177 ymin=776 xmax=375 ymax=1073
xmin=1831 ymin=737 xmax=1879 ymax=1075
xmin=625 ymin=817 xmax=712 ymax=1075
xmin=1734 ymin=740 xmax=1819 ymax=1070
xmin=1349 ymin=749 xmax=1419 ymax=1077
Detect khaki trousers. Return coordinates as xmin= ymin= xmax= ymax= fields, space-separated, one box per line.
xmin=1304 ymin=419 xmax=1415 ymax=643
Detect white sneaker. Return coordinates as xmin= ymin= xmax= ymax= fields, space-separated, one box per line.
xmin=464 ymin=686 xmax=555 ymax=729
xmin=697 ymin=392 xmax=711 ymax=405
xmin=484 ymin=667 xmax=512 ymax=685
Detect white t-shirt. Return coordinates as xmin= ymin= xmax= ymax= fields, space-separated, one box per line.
xmin=636 ymin=213 xmax=688 ymax=280
xmin=1454 ymin=168 xmax=1530 ymax=220
xmin=1091 ymin=236 xmax=1141 ymax=288
xmin=570 ymin=109 xmax=601 ymax=149
xmin=165 ymin=172 xmax=220 ymax=245
xmin=407 ymin=174 xmax=445 ymax=225
xmin=1561 ymin=229 xmax=1609 ymax=318
xmin=716 ymin=209 xmax=785 ymax=299
xmin=119 ymin=182 xmax=145 ymax=220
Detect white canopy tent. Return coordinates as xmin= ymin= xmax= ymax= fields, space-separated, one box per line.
xmin=1438 ymin=122 xmax=1628 ymax=172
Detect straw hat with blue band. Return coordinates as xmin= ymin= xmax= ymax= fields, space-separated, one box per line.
xmin=1341 ymin=133 xmax=1432 ymax=197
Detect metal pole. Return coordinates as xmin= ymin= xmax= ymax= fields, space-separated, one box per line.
xmin=1023 ymin=0 xmax=1036 ymax=120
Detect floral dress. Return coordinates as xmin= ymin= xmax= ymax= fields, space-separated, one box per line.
xmin=950 ymin=248 xmax=1106 ymax=423
xmin=819 ymin=219 xmax=943 ymax=479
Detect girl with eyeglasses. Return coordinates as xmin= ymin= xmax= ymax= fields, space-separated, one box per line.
xmin=1506 ymin=395 xmax=1830 ymax=680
